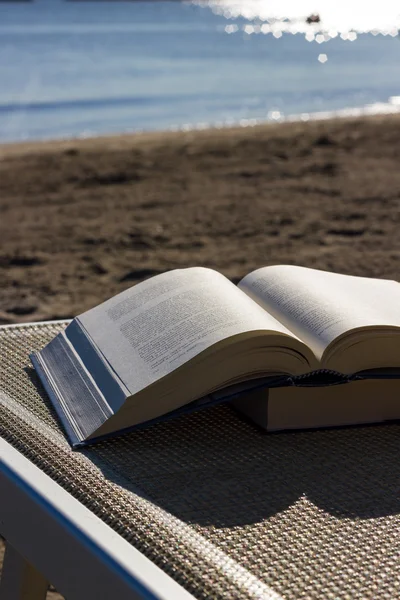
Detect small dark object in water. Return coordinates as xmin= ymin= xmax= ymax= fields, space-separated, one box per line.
xmin=306 ymin=14 xmax=321 ymax=24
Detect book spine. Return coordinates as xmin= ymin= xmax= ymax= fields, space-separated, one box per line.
xmin=31 ymin=333 xmax=114 ymax=446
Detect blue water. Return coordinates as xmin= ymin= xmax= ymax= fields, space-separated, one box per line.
xmin=1 ymin=0 xmax=400 ymax=142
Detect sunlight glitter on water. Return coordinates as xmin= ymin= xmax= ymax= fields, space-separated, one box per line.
xmin=192 ymin=0 xmax=400 ymax=35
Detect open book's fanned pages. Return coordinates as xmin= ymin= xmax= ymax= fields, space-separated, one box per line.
xmin=31 ymin=266 xmax=400 ymax=447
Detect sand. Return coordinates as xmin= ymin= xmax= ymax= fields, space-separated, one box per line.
xmin=0 ymin=539 xmax=60 ymax=599
xmin=1 ymin=114 xmax=400 ymax=325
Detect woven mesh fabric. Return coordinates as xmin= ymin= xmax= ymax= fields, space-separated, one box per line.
xmin=1 ymin=322 xmax=400 ymax=600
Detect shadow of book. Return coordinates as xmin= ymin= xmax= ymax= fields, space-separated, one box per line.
xmin=84 ymin=404 xmax=400 ymax=527
xmin=25 ymin=364 xmax=400 ymax=525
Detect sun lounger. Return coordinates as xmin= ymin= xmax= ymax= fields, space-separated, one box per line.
xmin=1 ymin=321 xmax=399 ymax=599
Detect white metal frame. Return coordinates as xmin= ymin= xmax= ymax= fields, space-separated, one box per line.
xmin=0 ymin=321 xmax=195 ymax=599
xmin=0 ymin=438 xmax=196 ymax=600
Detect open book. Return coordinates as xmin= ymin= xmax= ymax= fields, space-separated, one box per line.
xmin=31 ymin=265 xmax=400 ymax=447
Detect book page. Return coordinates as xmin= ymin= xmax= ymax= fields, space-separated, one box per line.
xmin=77 ymin=267 xmax=297 ymax=395
xmin=239 ymin=265 xmax=400 ymax=360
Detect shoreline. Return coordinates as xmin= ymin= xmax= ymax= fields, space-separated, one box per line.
xmin=2 ymin=99 xmax=400 ymax=154
xmin=1 ymin=113 xmax=400 ymax=325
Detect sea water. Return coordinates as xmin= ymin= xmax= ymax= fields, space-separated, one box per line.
xmin=1 ymin=0 xmax=400 ymax=142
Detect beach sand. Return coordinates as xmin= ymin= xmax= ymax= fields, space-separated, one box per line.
xmin=1 ymin=114 xmax=400 ymax=598
xmin=1 ymin=114 xmax=400 ymax=325
xmin=0 ymin=539 xmax=59 ymax=599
